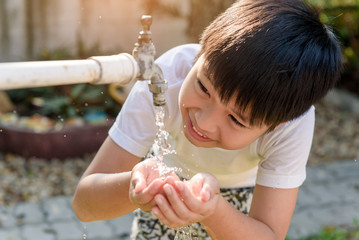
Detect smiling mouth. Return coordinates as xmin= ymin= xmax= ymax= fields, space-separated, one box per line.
xmin=192 ymin=125 xmax=208 ymax=138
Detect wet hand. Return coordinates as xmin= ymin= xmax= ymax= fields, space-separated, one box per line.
xmin=152 ymin=172 xmax=220 ymax=229
xmin=129 ymin=159 xmax=179 ymax=211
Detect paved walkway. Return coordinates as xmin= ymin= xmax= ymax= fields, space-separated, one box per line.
xmin=0 ymin=160 xmax=358 ymax=240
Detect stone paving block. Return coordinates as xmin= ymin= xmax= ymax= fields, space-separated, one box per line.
xmin=80 ymin=220 xmax=114 ymax=240
xmin=107 ymin=213 xmax=134 ymax=238
xmin=306 ymin=184 xmax=342 ymax=205
xmin=331 ymin=180 xmax=359 ymax=203
xmin=296 ymin=187 xmax=318 ymax=209
xmin=305 ymin=166 xmax=335 ymax=183
xmin=22 ymin=223 xmax=56 ymax=240
xmin=0 ymin=205 xmax=17 ymax=228
xmin=309 ymin=204 xmax=358 ymax=229
xmin=329 ymin=204 xmax=359 ymax=226
xmin=52 ymin=220 xmax=85 ymax=240
xmin=43 ymin=196 xmax=76 ymax=222
xmin=0 ymin=227 xmax=22 ymax=240
xmin=14 ymin=202 xmax=44 ymax=225
xmin=326 ymin=160 xmax=359 ymax=179
xmin=287 ymin=210 xmax=322 ymax=240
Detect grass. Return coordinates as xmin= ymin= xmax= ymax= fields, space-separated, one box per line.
xmin=286 ymin=220 xmax=359 ymax=240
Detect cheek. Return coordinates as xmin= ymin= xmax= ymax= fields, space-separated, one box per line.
xmin=178 ymin=88 xmax=189 ymax=123
xmin=179 ymin=84 xmax=195 ymax=109
xmin=221 ymin=130 xmax=263 ymax=149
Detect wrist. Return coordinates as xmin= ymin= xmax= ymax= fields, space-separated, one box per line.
xmin=200 ymin=194 xmax=225 ymax=228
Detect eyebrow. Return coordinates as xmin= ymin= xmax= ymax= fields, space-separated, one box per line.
xmin=198 ymin=64 xmax=211 ymax=82
xmin=200 ymin=63 xmax=251 ymax=125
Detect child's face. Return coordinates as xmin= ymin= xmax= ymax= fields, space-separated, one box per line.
xmin=178 ymin=55 xmax=270 ymax=150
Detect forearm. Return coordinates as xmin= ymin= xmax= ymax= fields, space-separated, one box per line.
xmin=72 ymin=171 xmax=137 ymax=222
xmin=200 ymin=196 xmax=278 ymax=240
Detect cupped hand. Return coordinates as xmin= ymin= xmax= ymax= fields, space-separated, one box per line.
xmin=152 ymin=172 xmax=220 ymax=229
xmin=129 ymin=158 xmax=180 ymax=211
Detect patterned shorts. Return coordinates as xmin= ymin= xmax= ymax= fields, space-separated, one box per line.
xmin=130 ymin=186 xmax=254 ymax=240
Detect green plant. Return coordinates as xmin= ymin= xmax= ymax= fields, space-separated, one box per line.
xmin=305 ymin=0 xmax=359 ymax=96
xmin=286 ymin=219 xmax=359 ymax=240
xmin=6 ymin=84 xmax=121 ymax=122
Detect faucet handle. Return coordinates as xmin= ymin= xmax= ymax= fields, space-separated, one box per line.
xmin=138 ymin=15 xmax=152 ymax=44
xmin=141 ymin=15 xmax=152 ymax=32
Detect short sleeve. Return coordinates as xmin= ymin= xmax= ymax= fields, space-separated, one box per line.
xmin=256 ymin=106 xmax=315 ymax=189
xmin=109 ymin=44 xmax=201 ymax=158
xmin=109 ymin=80 xmax=157 ymax=157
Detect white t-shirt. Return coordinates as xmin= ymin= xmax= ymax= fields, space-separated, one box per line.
xmin=109 ymin=44 xmax=314 ymax=189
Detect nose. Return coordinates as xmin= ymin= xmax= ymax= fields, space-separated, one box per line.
xmin=194 ymin=104 xmax=219 ymax=134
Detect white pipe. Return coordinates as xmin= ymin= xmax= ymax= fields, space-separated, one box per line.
xmin=0 ymin=53 xmax=139 ymax=90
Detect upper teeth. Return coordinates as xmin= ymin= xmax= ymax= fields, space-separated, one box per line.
xmin=193 ymin=126 xmax=207 ymax=138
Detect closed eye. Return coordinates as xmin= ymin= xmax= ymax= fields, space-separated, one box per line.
xmin=197 ymin=80 xmax=210 ymax=96
xmin=229 ymin=114 xmax=246 ymax=128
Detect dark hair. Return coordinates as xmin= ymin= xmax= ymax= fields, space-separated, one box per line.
xmin=199 ymin=0 xmax=342 ymax=130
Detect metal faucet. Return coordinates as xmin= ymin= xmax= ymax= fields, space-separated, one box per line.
xmin=132 ymin=15 xmax=167 ymax=106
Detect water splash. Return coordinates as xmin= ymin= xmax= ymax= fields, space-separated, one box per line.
xmin=80 ymin=223 xmax=88 ymax=240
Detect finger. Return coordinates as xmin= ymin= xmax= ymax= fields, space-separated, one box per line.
xmin=200 ymin=184 xmax=211 ymax=202
xmin=163 ymin=184 xmax=191 ymax=218
xmin=132 ymin=175 xmax=146 ymax=194
xmin=152 ymin=205 xmax=177 ymax=230
xmin=165 ymin=175 xmax=178 ymax=186
xmin=175 ymin=181 xmax=202 ymax=210
xmin=192 ymin=173 xmax=220 ymax=201
xmin=190 ymin=176 xmax=204 ymax=197
xmin=144 ymin=178 xmax=166 ymax=195
xmin=154 ymin=193 xmax=181 ymax=225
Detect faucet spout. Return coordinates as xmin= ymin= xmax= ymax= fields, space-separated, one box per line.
xmin=132 ymin=15 xmax=167 ymax=106
xmin=148 ymin=64 xmax=167 ymax=106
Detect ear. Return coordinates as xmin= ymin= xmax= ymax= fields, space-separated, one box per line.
xmin=274 ymin=122 xmax=287 ymax=130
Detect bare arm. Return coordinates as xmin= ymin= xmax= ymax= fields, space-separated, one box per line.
xmin=72 ymin=136 xmax=141 ymax=222
xmin=201 ymin=184 xmax=298 ymax=240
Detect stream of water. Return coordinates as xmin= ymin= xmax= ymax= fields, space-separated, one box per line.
xmin=152 ymin=106 xmax=177 ymax=178
xmin=153 ymin=106 xmax=195 ymax=240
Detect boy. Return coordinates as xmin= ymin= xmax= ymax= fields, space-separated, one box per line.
xmin=72 ymin=0 xmax=342 ymax=239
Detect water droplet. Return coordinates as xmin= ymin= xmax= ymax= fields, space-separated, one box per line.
xmin=63 ymin=134 xmax=67 ymax=138
xmin=101 ymin=91 xmax=104 ymax=94
xmin=84 ymin=103 xmax=88 ymax=107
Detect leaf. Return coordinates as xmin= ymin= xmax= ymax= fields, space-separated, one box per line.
xmin=70 ymin=84 xmax=87 ymax=99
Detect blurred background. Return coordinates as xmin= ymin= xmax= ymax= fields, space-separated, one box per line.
xmin=0 ymin=0 xmax=358 ymax=238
